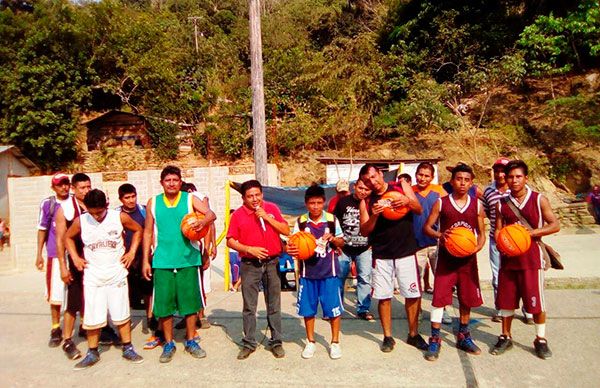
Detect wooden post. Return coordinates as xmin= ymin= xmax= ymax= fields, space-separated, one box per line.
xmin=248 ymin=0 xmax=268 ymax=185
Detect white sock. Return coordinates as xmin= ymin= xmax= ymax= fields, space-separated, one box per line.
xmin=535 ymin=323 xmax=546 ymax=338
xmin=430 ymin=307 xmax=444 ymax=323
xmin=500 ymin=309 xmax=515 ymax=317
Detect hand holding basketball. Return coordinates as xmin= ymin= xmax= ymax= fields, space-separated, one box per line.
xmin=181 ymin=212 xmax=210 ymax=241
xmin=288 ymin=231 xmax=317 ymax=260
xmin=497 ymin=224 xmax=532 ymax=257
xmin=380 ymin=191 xmax=410 ymax=220
xmin=444 ymin=226 xmax=478 ymax=258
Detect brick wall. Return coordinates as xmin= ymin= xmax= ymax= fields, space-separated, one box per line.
xmin=7 ymin=165 xmax=279 ymax=270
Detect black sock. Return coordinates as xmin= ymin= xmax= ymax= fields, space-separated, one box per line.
xmin=122 ymin=342 xmax=131 ymax=347
xmin=89 ymin=347 xmax=99 ymax=353
xmin=459 ymin=323 xmax=469 ymax=333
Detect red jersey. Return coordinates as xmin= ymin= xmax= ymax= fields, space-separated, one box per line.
xmin=498 ymin=188 xmax=544 ymax=270
xmin=437 ymin=194 xmax=480 ymax=273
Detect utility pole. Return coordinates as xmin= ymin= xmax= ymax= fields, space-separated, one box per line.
xmin=188 ymin=16 xmax=202 ymax=55
xmin=248 ymin=0 xmax=268 ymax=185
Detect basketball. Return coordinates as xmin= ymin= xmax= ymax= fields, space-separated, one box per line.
xmin=288 ymin=231 xmax=317 ymax=260
xmin=380 ymin=191 xmax=410 ymax=220
xmin=496 ymin=224 xmax=532 ymax=257
xmin=181 ymin=212 xmax=210 ymax=241
xmin=444 ymin=226 xmax=477 ymax=258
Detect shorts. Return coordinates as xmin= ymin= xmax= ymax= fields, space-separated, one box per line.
xmin=371 ymin=255 xmax=422 ymax=300
xmin=416 ymin=246 xmax=438 ymax=278
xmin=65 ymin=255 xmax=84 ymax=315
xmin=45 ymin=257 xmax=66 ymax=305
xmin=82 ymin=278 xmax=130 ymax=330
xmin=297 ymin=277 xmax=344 ymax=318
xmin=432 ymin=266 xmax=483 ymax=308
xmin=153 ymin=266 xmax=204 ymax=318
xmin=496 ymin=268 xmax=545 ymax=314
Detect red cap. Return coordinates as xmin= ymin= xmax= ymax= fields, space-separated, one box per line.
xmin=493 ymin=157 xmax=510 ymax=168
xmin=51 ymin=173 xmax=70 ymax=186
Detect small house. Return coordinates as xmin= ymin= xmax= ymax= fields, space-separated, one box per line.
xmin=83 ymin=111 xmax=152 ymax=151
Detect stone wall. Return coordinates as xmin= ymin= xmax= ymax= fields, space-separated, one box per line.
xmin=6 ymin=165 xmax=278 ymax=270
xmin=555 ymin=202 xmax=597 ymax=227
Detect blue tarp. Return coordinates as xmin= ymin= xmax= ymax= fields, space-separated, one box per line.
xmin=232 ymin=169 xmax=399 ymax=216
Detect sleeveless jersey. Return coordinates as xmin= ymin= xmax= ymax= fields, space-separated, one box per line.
xmin=437 ymin=194 xmax=480 ymax=273
xmin=152 ymin=191 xmax=201 ymax=269
xmin=498 ymin=188 xmax=544 ymax=270
xmin=294 ymin=212 xmax=341 ymax=280
xmin=412 ymin=184 xmax=445 ymax=248
xmin=80 ymin=209 xmax=127 ymax=286
xmin=368 ymin=183 xmax=419 ymax=260
xmin=63 ymin=196 xmax=85 ymax=256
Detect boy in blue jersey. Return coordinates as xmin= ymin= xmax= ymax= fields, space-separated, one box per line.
xmin=288 ymin=184 xmax=345 ymax=359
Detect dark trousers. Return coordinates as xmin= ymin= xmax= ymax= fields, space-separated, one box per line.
xmin=240 ymin=258 xmax=282 ymax=349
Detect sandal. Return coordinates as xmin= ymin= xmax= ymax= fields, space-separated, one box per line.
xmin=357 ymin=312 xmax=375 ymax=322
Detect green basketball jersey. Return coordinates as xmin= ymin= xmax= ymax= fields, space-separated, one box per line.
xmin=151 ymin=191 xmax=201 ymax=269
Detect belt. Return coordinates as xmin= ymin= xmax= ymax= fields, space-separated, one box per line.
xmin=242 ymin=255 xmax=279 ymax=264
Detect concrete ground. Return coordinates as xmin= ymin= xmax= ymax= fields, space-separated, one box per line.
xmin=1 ymin=229 xmax=599 ymax=387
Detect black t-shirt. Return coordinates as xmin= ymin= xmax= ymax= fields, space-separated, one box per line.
xmin=367 ymin=183 xmax=419 ymax=260
xmin=333 ymin=195 xmax=369 ymax=256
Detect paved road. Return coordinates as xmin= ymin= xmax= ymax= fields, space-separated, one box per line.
xmin=1 ymin=269 xmax=600 ymax=387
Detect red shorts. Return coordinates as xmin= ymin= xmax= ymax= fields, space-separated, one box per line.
xmin=496 ymin=268 xmax=545 ymax=314
xmin=432 ymin=266 xmax=483 ymax=308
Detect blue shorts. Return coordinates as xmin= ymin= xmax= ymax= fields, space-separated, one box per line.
xmin=297 ymin=277 xmax=344 ymax=318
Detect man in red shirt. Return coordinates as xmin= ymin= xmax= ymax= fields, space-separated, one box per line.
xmin=227 ymin=180 xmax=290 ymax=360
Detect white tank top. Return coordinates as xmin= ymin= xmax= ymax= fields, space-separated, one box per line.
xmin=80 ymin=209 xmax=127 ymax=286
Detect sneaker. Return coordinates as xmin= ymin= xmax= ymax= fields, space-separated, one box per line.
xmin=99 ymin=326 xmax=121 ymax=347
xmin=143 ymin=336 xmax=163 ymax=350
xmin=533 ymin=338 xmax=552 ymax=360
xmin=159 ymin=341 xmax=177 ymax=363
xmin=73 ymin=349 xmax=100 ymax=370
xmin=329 ymin=342 xmax=342 ymax=359
xmin=456 ymin=332 xmax=481 ymax=355
xmin=122 ymin=344 xmax=144 ymax=364
xmin=78 ymin=325 xmax=87 ymax=338
xmin=270 ymin=344 xmax=285 ymax=359
xmin=407 ymin=334 xmax=429 ymax=351
xmin=184 ymin=339 xmax=207 ymax=359
xmin=491 ymin=335 xmax=514 ymax=356
xmin=62 ymin=338 xmax=82 ymax=360
xmin=237 ymin=347 xmax=255 ymax=360
xmin=48 ymin=327 xmax=62 ymax=348
xmin=381 ymin=336 xmax=396 ymax=353
xmin=522 ymin=307 xmax=534 ymax=325
xmin=301 ymin=341 xmax=316 ymax=359
xmin=175 ymin=317 xmax=187 ymax=330
xmin=442 ymin=309 xmax=452 ymax=325
xmin=357 ymin=312 xmax=375 ymax=322
xmin=425 ymin=336 xmax=442 ymax=361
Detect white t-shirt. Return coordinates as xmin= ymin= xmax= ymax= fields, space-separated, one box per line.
xmin=80 ymin=209 xmax=127 ymax=286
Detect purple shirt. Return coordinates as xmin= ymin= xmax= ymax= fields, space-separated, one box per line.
xmin=37 ymin=195 xmax=71 ymax=258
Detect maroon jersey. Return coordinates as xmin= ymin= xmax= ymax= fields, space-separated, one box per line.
xmin=437 ymin=194 xmax=480 ymax=273
xmin=498 ymin=188 xmax=544 ymax=270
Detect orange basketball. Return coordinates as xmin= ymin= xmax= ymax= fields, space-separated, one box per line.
xmin=496 ymin=224 xmax=532 ymax=257
xmin=380 ymin=191 xmax=410 ymax=220
xmin=444 ymin=226 xmax=477 ymax=258
xmin=181 ymin=212 xmax=210 ymax=241
xmin=288 ymin=231 xmax=317 ymax=260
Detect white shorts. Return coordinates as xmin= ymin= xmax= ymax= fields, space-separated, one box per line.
xmin=416 ymin=246 xmax=438 ymax=278
xmin=45 ymin=257 xmax=66 ymax=305
xmin=372 ymin=255 xmax=422 ymax=299
xmin=83 ymin=278 xmax=130 ymax=330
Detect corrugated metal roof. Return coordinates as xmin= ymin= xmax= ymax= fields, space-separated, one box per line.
xmin=0 ymin=144 xmax=40 ymax=172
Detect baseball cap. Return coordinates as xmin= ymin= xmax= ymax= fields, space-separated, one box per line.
xmin=336 ymin=179 xmax=350 ymax=193
xmin=492 ymin=157 xmax=511 ymax=168
xmin=51 ymin=173 xmax=70 ymax=186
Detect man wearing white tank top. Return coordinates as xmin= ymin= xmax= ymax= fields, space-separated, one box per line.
xmin=65 ymin=189 xmax=144 ymax=370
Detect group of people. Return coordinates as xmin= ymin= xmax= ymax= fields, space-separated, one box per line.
xmin=37 ymin=167 xmax=216 ymax=369
xmin=36 ymin=158 xmax=560 ymax=369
